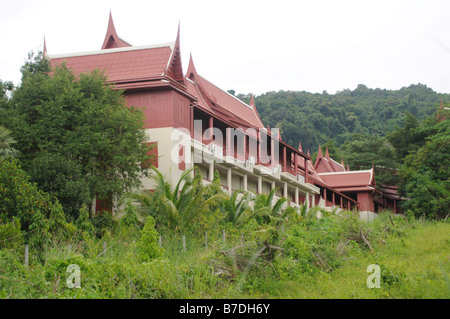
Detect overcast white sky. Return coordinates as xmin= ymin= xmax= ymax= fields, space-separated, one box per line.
xmin=1 ymin=0 xmax=450 ymax=95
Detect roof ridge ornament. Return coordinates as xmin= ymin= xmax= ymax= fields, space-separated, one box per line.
xmin=101 ymin=11 xmax=132 ymax=50
xmin=43 ymin=36 xmax=47 ymax=58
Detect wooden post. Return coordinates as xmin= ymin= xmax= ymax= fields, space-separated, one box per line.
xmin=24 ymin=244 xmax=29 ymax=267
xmin=182 ymin=234 xmax=186 ymax=252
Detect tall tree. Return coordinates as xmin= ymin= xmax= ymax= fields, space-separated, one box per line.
xmin=0 ymin=126 xmax=19 ymax=160
xmin=386 ymin=112 xmax=425 ymax=162
xmin=3 ymin=51 xmax=150 ymax=219
xmin=340 ymin=134 xmax=399 ymax=185
xmin=398 ymin=112 xmax=450 ymax=219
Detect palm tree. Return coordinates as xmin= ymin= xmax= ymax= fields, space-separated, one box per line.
xmin=251 ymin=188 xmax=291 ymax=228
xmin=224 ymin=190 xmax=252 ymax=226
xmin=0 ymin=126 xmax=19 ymax=159
xmin=298 ymin=202 xmax=321 ymax=220
xmin=124 ymin=166 xmax=227 ymax=232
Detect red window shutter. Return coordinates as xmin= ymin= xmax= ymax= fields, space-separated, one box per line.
xmin=143 ymin=142 xmax=158 ymax=168
xmin=96 ymin=194 xmax=112 ymax=214
xmin=179 ymin=144 xmax=185 ymax=170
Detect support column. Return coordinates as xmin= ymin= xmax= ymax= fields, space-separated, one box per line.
xmin=295 ymin=187 xmax=299 ymax=205
xmin=190 ymin=106 xmax=194 ymax=138
xmin=191 ymin=151 xmax=195 ymax=178
xmin=209 ymin=117 xmax=214 ymax=141
xmin=227 ymin=168 xmax=232 ymax=195
xmin=226 ymin=127 xmax=231 ymax=158
xmin=324 ymin=188 xmax=327 ymax=206
xmin=332 ymin=192 xmax=336 ymax=206
xmin=209 ymin=162 xmax=214 ymax=181
xmin=305 ymin=158 xmax=309 ymax=183
xmin=271 ymin=180 xmax=276 ymax=191
xmin=283 ymin=181 xmax=288 ymax=198
xmin=306 ymin=191 xmax=310 ymax=208
xmin=257 ymin=175 xmax=262 ymax=194
xmin=294 ymin=153 xmax=298 ymax=175
xmin=243 ymin=174 xmax=248 ymax=192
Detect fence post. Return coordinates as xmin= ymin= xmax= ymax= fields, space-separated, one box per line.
xmin=182 ymin=234 xmax=186 ymax=252
xmin=24 ymin=244 xmax=29 ymax=267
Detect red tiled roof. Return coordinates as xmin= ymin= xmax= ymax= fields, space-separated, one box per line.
xmin=49 ymin=44 xmax=173 ymax=84
xmin=197 ymin=75 xmax=265 ymax=129
xmin=318 ymin=169 xmax=374 ymax=189
xmin=186 ymin=78 xmax=213 ymax=112
xmin=307 ymin=159 xmax=326 ymax=185
xmin=328 ymin=157 xmax=346 ymax=172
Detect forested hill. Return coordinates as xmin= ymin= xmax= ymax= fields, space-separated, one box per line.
xmin=232 ymin=84 xmax=447 ymax=154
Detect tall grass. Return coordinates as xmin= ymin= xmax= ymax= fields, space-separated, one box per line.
xmin=0 ymin=211 xmax=448 ymax=299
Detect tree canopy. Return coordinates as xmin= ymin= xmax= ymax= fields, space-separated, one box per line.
xmin=0 ymin=51 xmax=151 ymax=220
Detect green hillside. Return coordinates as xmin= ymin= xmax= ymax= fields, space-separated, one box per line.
xmin=233 ymin=84 xmax=446 ymax=154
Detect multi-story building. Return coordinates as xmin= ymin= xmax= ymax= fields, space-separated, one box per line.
xmin=47 ymin=14 xmax=399 ymax=218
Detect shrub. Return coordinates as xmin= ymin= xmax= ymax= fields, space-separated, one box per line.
xmin=0 ymin=217 xmax=23 ymax=249
xmin=136 ymin=216 xmax=164 ymax=262
xmin=0 ymin=159 xmax=53 ymax=231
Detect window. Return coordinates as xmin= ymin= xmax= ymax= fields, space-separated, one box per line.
xmin=179 ymin=144 xmax=185 ymax=171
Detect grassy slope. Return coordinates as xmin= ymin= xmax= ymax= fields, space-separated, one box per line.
xmin=238 ymin=221 xmax=450 ymax=299
xmin=0 ymin=218 xmax=448 ymax=299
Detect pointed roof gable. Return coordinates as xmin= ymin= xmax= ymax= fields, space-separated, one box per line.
xmin=101 ymin=12 xmax=132 ymax=50
xmin=164 ymin=23 xmax=185 ymax=87
xmin=314 ymin=145 xmax=346 ymax=173
xmin=186 ymin=57 xmax=265 ymax=130
xmin=325 ymin=147 xmax=330 ymax=159
xmin=314 ymin=145 xmax=333 ymax=173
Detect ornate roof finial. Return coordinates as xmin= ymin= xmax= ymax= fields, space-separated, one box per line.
xmin=43 ymin=36 xmax=47 ymax=58
xmin=298 ymin=141 xmax=303 ymax=152
xmin=101 ymin=11 xmax=131 ymax=50
xmin=325 ymin=146 xmax=330 ymax=159
xmin=317 ymin=145 xmax=323 ymax=158
xmin=250 ymin=94 xmax=255 ymax=107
